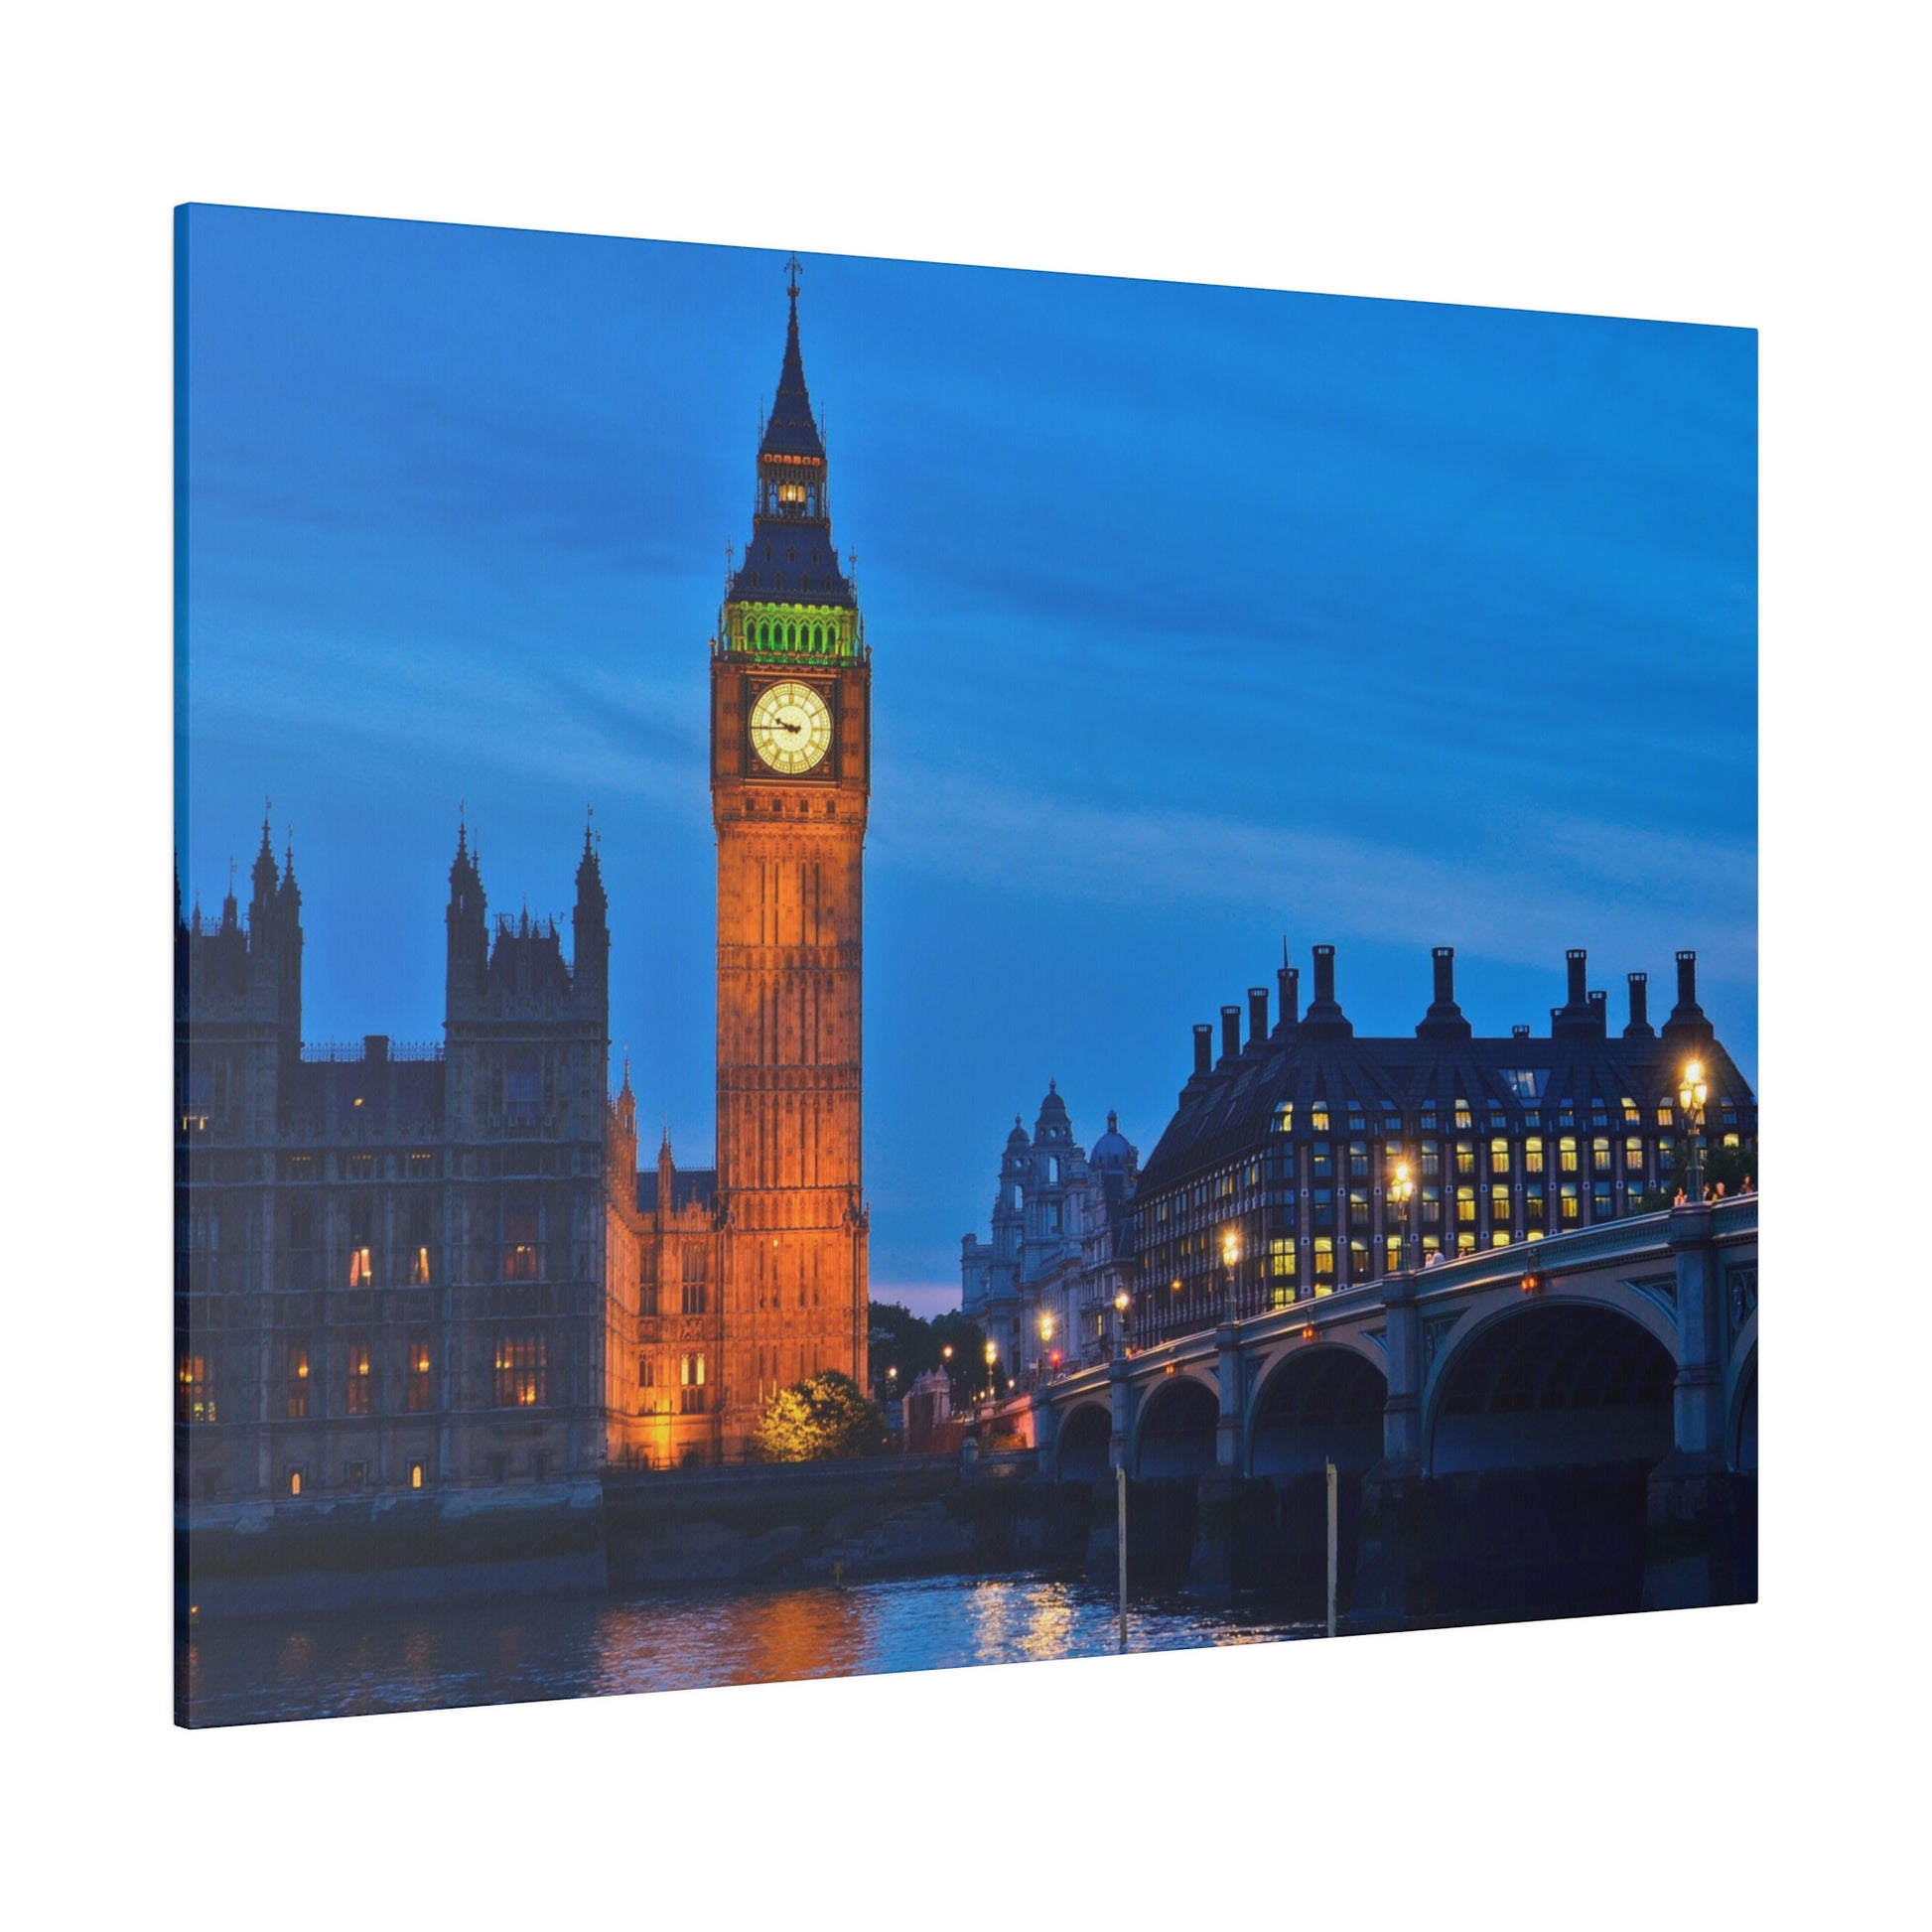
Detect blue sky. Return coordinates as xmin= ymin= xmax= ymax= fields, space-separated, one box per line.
xmin=178 ymin=205 xmax=1756 ymax=1316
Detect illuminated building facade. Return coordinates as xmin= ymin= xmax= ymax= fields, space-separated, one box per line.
xmin=961 ymin=1086 xmax=1138 ymax=1385
xmin=1128 ymin=943 xmax=1756 ymax=1347
xmin=176 ymin=278 xmax=872 ymax=1504
xmin=174 ymin=824 xmax=613 ymax=1508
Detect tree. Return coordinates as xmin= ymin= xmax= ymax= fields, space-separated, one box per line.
xmin=753 ymin=1369 xmax=889 ymax=1462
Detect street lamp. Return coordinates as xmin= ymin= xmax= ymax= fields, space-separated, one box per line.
xmin=984 ymin=1337 xmax=998 ymax=1403
xmin=1390 ymin=1159 xmax=1417 ymax=1271
xmin=1678 ymin=1058 xmax=1710 ymax=1204
xmin=1037 ymin=1310 xmax=1054 ymax=1385
xmin=1113 ymin=1289 xmax=1130 ymax=1359
xmin=1221 ymin=1227 xmax=1241 ymax=1320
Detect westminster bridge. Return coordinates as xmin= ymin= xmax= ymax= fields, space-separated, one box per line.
xmin=1013 ymin=1196 xmax=1757 ymax=1619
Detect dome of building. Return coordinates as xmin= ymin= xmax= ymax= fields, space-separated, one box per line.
xmin=1005 ymin=1115 xmax=1031 ymax=1150
xmin=1089 ymin=1109 xmax=1134 ymax=1169
xmin=1035 ymin=1079 xmax=1071 ymax=1138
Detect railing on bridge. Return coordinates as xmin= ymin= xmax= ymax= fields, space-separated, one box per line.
xmin=1123 ymin=1194 xmax=1757 ymax=1353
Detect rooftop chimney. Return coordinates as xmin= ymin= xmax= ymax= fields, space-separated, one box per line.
xmin=1192 ymin=1023 xmax=1213 ymax=1078
xmin=1554 ymin=947 xmax=1597 ymax=1036
xmin=1662 ymin=948 xmax=1712 ymax=1043
xmin=1512 ymin=1024 xmax=1531 ymax=1039
xmin=1624 ymin=971 xmax=1654 ymax=1037
xmin=1276 ymin=964 xmax=1301 ymax=1035
xmin=1302 ymin=944 xmax=1353 ymax=1036
xmin=1417 ymin=943 xmax=1472 ymax=1038
xmin=1587 ymin=989 xmax=1607 ymax=1035
xmin=1220 ymin=1005 xmax=1242 ymax=1062
xmin=1247 ymin=987 xmax=1269 ymax=1047
xmin=364 ymin=1034 xmax=389 ymax=1064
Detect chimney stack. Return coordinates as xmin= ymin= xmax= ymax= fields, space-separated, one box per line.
xmin=1554 ymin=947 xmax=1597 ymax=1036
xmin=1511 ymin=1024 xmax=1531 ymax=1039
xmin=1662 ymin=948 xmax=1712 ymax=1043
xmin=1277 ymin=964 xmax=1301 ymax=1035
xmin=1625 ymin=971 xmax=1654 ymax=1037
xmin=1220 ymin=1005 xmax=1242 ymax=1062
xmin=1192 ymin=1024 xmax=1213 ymax=1078
xmin=1418 ymin=943 xmax=1472 ymax=1038
xmin=1587 ymin=989 xmax=1607 ymax=1034
xmin=1247 ymin=986 xmax=1269 ymax=1046
xmin=1566 ymin=948 xmax=1587 ymax=1009
xmin=1312 ymin=946 xmax=1336 ymax=1008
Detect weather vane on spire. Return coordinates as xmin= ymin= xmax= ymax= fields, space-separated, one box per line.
xmin=784 ymin=253 xmax=802 ymax=302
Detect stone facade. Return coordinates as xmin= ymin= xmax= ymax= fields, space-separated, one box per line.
xmin=960 ymin=1085 xmax=1138 ymax=1389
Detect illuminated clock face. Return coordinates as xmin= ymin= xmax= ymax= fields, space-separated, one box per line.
xmin=749 ymin=680 xmax=833 ymax=774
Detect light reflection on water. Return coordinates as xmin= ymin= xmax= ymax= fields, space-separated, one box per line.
xmin=180 ymin=1574 xmax=1321 ymax=1727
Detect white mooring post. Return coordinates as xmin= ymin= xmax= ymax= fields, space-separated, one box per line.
xmin=1117 ymin=1462 xmax=1129 ymax=1649
xmin=1326 ymin=1458 xmax=1338 ymax=1638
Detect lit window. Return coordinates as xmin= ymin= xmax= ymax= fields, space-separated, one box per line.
xmin=638 ymin=1353 xmax=656 ymax=1388
xmin=411 ymin=1245 xmax=431 ymax=1285
xmin=287 ymin=1467 xmax=304 ymax=1497
xmin=176 ymin=1353 xmax=214 ymax=1425
xmin=1490 ymin=1184 xmax=1510 ymax=1226
xmin=1455 ymin=1231 xmax=1476 ymax=1256
xmin=1312 ymin=1237 xmax=1334 ymax=1288
xmin=1625 ymin=1138 xmax=1644 ymax=1173
xmin=1454 ymin=1143 xmax=1476 ymax=1177
xmin=1348 ymin=1239 xmax=1370 ymax=1279
xmin=680 ymin=1352 xmax=707 ymax=1414
xmin=1621 ymin=1097 xmax=1641 ymax=1125
xmin=1452 ymin=1098 xmax=1471 ymax=1129
xmin=1384 ymin=1235 xmax=1404 ymax=1274
xmin=286 ymin=1344 xmax=310 ymax=1419
xmin=1657 ymin=1100 xmax=1675 ymax=1128
xmin=1592 ymin=1138 xmax=1612 ymax=1174
xmin=1723 ymin=1133 xmax=1740 ymax=1150
xmin=1525 ymin=1137 xmax=1545 ymax=1175
xmin=494 ymin=1334 xmax=547 ymax=1408
xmin=348 ymin=1246 xmax=373 ymax=1288
xmin=1490 ymin=1138 xmax=1510 ymax=1175
xmin=406 ymin=1341 xmax=432 ymax=1413
xmin=1455 ymin=1186 xmax=1476 ymax=1225
xmin=1560 ymin=1182 xmax=1581 ymax=1223
xmin=409 ymin=1462 xmax=425 ymax=1490
xmin=502 ymin=1202 xmax=540 ymax=1282
xmin=1490 ymin=1230 xmax=1512 ymax=1249
xmin=346 ymin=1343 xmax=371 ymax=1416
xmin=1311 ymin=1100 xmax=1330 ymax=1133
xmin=1268 ymin=1237 xmax=1297 ymax=1280
xmin=1559 ymin=1137 xmax=1579 ymax=1173
xmin=1272 ymin=1101 xmax=1294 ymax=1134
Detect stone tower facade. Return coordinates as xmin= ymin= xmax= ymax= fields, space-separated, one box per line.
xmin=707 ymin=266 xmax=872 ymax=1448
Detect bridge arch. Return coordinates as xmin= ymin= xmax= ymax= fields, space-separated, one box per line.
xmin=1133 ymin=1371 xmax=1219 ymax=1478
xmin=1054 ymin=1400 xmax=1114 ymax=1482
xmin=1729 ymin=1337 xmax=1757 ymax=1474
xmin=1425 ymin=1297 xmax=1677 ymax=1477
xmin=1246 ymin=1344 xmax=1387 ymax=1479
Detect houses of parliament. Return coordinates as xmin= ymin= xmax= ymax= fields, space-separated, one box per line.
xmin=175 ymin=271 xmax=871 ymax=1509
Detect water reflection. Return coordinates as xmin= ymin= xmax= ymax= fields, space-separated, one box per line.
xmin=181 ymin=1573 xmax=1321 ymax=1727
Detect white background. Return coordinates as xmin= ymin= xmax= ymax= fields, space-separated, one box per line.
xmin=4 ymin=2 xmax=1921 ymax=1922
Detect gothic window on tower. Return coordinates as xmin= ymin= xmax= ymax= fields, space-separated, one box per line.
xmin=680 ymin=1352 xmax=707 ymax=1414
xmin=680 ymin=1249 xmax=708 ymax=1316
xmin=639 ymin=1255 xmax=659 ymax=1318
xmin=494 ymin=1334 xmax=547 ymax=1408
xmin=503 ymin=1201 xmax=540 ymax=1282
xmin=406 ymin=1341 xmax=433 ymax=1413
xmin=286 ymin=1344 xmax=311 ymax=1419
xmin=176 ymin=1353 xmax=213 ymax=1424
xmin=406 ymin=1196 xmax=435 ymax=1284
xmin=348 ymin=1243 xmax=374 ymax=1289
xmin=345 ymin=1342 xmax=372 ymax=1416
xmin=506 ymin=1066 xmax=540 ymax=1131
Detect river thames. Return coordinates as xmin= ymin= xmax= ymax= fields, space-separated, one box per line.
xmin=178 ymin=1573 xmax=1324 ymax=1726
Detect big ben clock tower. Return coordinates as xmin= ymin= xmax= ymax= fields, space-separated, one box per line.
xmin=711 ymin=260 xmax=870 ymax=1444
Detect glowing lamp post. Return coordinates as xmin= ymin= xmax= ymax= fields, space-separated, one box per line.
xmin=1678 ymin=1058 xmax=1710 ymax=1204
xmin=1037 ymin=1311 xmax=1054 ymax=1385
xmin=1113 ymin=1289 xmax=1131 ymax=1360
xmin=1221 ymin=1227 xmax=1241 ymax=1321
xmin=1390 ymin=1160 xmax=1417 ymax=1271
xmin=984 ymin=1337 xmax=998 ymax=1404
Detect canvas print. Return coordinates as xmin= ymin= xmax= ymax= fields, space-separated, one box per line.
xmin=174 ymin=206 xmax=1757 ymax=1726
